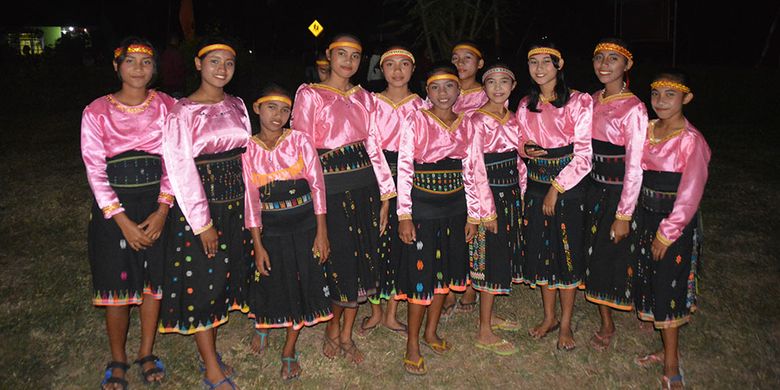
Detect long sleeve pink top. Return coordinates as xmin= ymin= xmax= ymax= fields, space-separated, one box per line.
xmin=81 ymin=90 xmax=177 ymax=218
xmin=642 ymin=119 xmax=711 ymax=245
xmin=242 ymin=129 xmax=327 ymax=229
xmin=516 ymin=91 xmax=593 ymax=192
xmin=396 ymin=110 xmax=494 ymax=223
xmin=291 ymin=83 xmax=396 ymax=199
xmin=453 ymin=87 xmax=489 ymax=114
xmin=468 ymin=109 xmax=528 ymax=196
xmin=371 ymin=93 xmax=425 ymax=151
xmin=162 ymin=95 xmax=252 ymax=234
xmin=592 ymin=91 xmax=649 ymax=219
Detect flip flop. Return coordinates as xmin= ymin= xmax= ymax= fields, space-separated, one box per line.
xmin=634 ymin=352 xmax=664 ymax=367
xmin=251 ymin=330 xmax=269 ymax=354
xmin=280 ymin=353 xmax=301 ymax=380
xmin=589 ymin=331 xmax=615 ymax=352
xmin=101 ymin=361 xmax=129 ymax=390
xmin=475 ymin=339 xmax=519 ymax=356
xmin=528 ymin=321 xmax=560 ymax=340
xmin=383 ymin=323 xmax=408 ymax=338
xmin=322 ymin=335 xmax=340 ymax=360
xmin=356 ymin=316 xmax=378 ymax=337
xmin=403 ymin=356 xmax=428 ymax=375
xmin=491 ymin=318 xmax=521 ymax=332
xmin=421 ymin=338 xmax=450 ymax=355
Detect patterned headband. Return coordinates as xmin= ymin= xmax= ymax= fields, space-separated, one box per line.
xmin=482 ymin=67 xmax=515 ymax=83
xmin=380 ymin=49 xmax=415 ymax=65
xmin=593 ymin=43 xmax=633 ymax=62
xmin=328 ymin=41 xmax=362 ymax=52
xmin=650 ymin=80 xmax=691 ymax=94
xmin=426 ymin=73 xmax=460 ymax=86
xmin=527 ymin=47 xmax=563 ymax=61
xmin=114 ymin=44 xmax=154 ymax=59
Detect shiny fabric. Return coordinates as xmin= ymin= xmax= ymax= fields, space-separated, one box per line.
xmin=467 ymin=108 xmax=528 ymax=197
xmin=591 ymin=91 xmax=648 ymax=217
xmin=291 ymin=83 xmax=395 ymax=198
xmin=372 ymin=93 xmax=425 ymax=151
xmin=453 ymin=87 xmax=488 ymax=113
xmin=81 ymin=90 xmax=177 ymax=217
xmin=162 ymin=95 xmax=252 ymax=233
xmin=242 ymin=129 xmax=326 ymax=229
xmin=396 ymin=110 xmax=492 ymax=221
xmin=516 ymin=91 xmax=593 ymax=191
xmin=641 ymin=119 xmax=711 ymax=243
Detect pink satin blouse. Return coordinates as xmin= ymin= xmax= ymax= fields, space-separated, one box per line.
xmin=468 ymin=109 xmax=528 ymax=196
xmin=371 ymin=93 xmax=425 ymax=151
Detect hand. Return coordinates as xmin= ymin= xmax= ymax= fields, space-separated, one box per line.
xmin=542 ymin=186 xmax=558 ymax=216
xmin=114 ymin=212 xmax=153 ymax=251
xmin=254 ymin=244 xmax=271 ymax=276
xmin=483 ymin=219 xmax=498 ymax=234
xmin=610 ymin=219 xmax=630 ymax=244
xmin=524 ymin=141 xmax=548 ymax=158
xmin=379 ymin=200 xmax=390 ymax=236
xmin=464 ymin=222 xmax=478 ymax=243
xmin=312 ymin=231 xmax=330 ymax=264
xmin=199 ymin=226 xmax=219 ymax=259
xmin=138 ymin=205 xmax=168 ymax=241
xmin=398 ymin=219 xmax=416 ymax=245
xmin=651 ymin=236 xmax=669 ymax=261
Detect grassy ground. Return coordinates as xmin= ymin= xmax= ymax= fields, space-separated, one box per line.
xmin=1 ymin=65 xmax=779 ymax=389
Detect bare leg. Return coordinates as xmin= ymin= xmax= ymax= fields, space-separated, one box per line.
xmin=476 ymin=292 xmax=502 ymax=344
xmin=323 ymin=303 xmax=342 ymax=358
xmin=137 ymin=297 xmax=163 ymax=382
xmin=196 ymin=329 xmax=237 ymax=389
xmin=422 ymin=294 xmax=448 ymax=348
xmin=339 ymin=306 xmax=364 ymax=364
xmin=383 ymin=299 xmax=406 ymax=330
xmin=359 ymin=302 xmax=382 ymax=335
xmin=557 ymin=288 xmax=577 ymax=349
xmin=661 ymin=327 xmax=681 ymax=378
xmin=404 ymin=302 xmax=426 ymax=373
xmin=281 ymin=328 xmax=301 ymax=380
xmin=104 ymin=306 xmax=130 ymax=389
xmin=529 ymin=288 xmax=559 ymax=338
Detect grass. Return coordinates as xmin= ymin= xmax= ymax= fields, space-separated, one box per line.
xmin=1 ymin=64 xmax=779 ymax=388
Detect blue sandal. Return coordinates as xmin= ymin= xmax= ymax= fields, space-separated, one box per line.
xmin=661 ymin=374 xmax=685 ymax=389
xmin=198 ymin=353 xmax=234 ymax=377
xmin=101 ymin=361 xmax=130 ymax=390
xmin=203 ymin=375 xmax=237 ymax=390
xmin=134 ymin=354 xmax=165 ymax=385
xmin=253 ymin=329 xmax=269 ymax=353
xmin=281 ymin=353 xmax=301 ymax=380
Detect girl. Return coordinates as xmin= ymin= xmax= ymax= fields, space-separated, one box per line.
xmin=243 ymin=85 xmax=332 ymax=380
xmin=634 ymin=70 xmax=710 ymax=389
xmin=359 ymin=45 xmax=424 ymax=337
xmin=468 ymin=63 xmax=527 ymax=356
xmin=450 ymin=39 xmax=487 ymax=114
xmin=516 ymin=41 xmax=592 ymax=351
xmin=82 ymin=37 xmax=175 ymax=390
xmin=315 ymin=52 xmax=330 ymax=83
xmin=584 ymin=38 xmax=648 ymax=351
xmin=396 ymin=64 xmax=492 ymax=374
xmin=291 ymin=33 xmax=395 ymax=365
xmin=159 ymin=37 xmax=251 ymax=390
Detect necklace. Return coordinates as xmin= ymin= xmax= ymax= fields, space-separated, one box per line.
xmin=601 ymin=82 xmax=627 ymax=99
xmin=107 ymin=90 xmax=157 ymax=114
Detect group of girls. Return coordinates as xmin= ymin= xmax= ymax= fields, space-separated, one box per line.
xmin=81 ymin=32 xmax=709 ymax=390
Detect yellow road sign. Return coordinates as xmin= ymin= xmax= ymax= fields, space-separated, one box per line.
xmin=308 ymin=20 xmax=324 ymax=37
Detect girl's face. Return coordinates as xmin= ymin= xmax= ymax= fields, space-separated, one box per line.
xmin=316 ymin=64 xmax=330 ymax=82
xmin=593 ymin=49 xmax=631 ymax=85
xmin=650 ymin=82 xmax=692 ymax=120
xmin=451 ymin=48 xmax=483 ymax=81
xmin=528 ymin=53 xmax=560 ymax=88
xmin=253 ymin=99 xmax=291 ymax=133
xmin=115 ymin=52 xmax=155 ymax=89
xmin=381 ymin=56 xmax=414 ymax=88
xmin=426 ymin=75 xmax=459 ymax=111
xmin=195 ymin=49 xmax=236 ymax=89
xmin=483 ymin=73 xmax=515 ymax=105
xmin=327 ymin=41 xmax=361 ymax=80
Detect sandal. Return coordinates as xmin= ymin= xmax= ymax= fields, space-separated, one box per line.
xmin=403 ymin=356 xmax=428 ymax=375
xmin=635 ymin=352 xmax=665 ymax=368
xmin=280 ymin=353 xmax=301 ymax=380
xmin=661 ymin=374 xmax=685 ymax=389
xmin=322 ymin=334 xmax=340 ymax=360
xmin=356 ymin=316 xmax=378 ymax=337
xmin=198 ymin=353 xmax=234 ymax=377
xmin=421 ymin=338 xmax=451 ymax=355
xmin=250 ymin=330 xmax=269 ymax=354
xmin=340 ymin=340 xmax=365 ymax=364
xmin=528 ymin=321 xmax=560 ymax=340
xmin=491 ymin=318 xmax=521 ymax=332
xmin=589 ymin=330 xmax=615 ymax=352
xmin=455 ymin=298 xmax=477 ymax=313
xmin=475 ymin=339 xmax=519 ymax=356
xmin=440 ymin=302 xmax=457 ymax=320
xmin=134 ymin=354 xmax=165 ymax=384
xmin=202 ymin=376 xmax=237 ymax=390
xmin=101 ymin=361 xmax=130 ymax=390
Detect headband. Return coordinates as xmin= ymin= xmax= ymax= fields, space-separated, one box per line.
xmin=426 ymin=73 xmax=460 ymax=86
xmin=114 ymin=44 xmax=154 ymax=59
xmin=380 ymin=49 xmax=415 ymax=65
xmin=197 ymin=44 xmax=236 ymax=58
xmin=452 ymin=44 xmax=482 ymax=58
xmin=481 ymin=67 xmax=515 ymax=83
xmin=527 ymin=47 xmax=563 ymax=61
xmin=650 ymin=80 xmax=691 ymax=94
xmin=328 ymin=41 xmax=362 ymax=52
xmin=593 ymin=42 xmax=633 ymax=62
xmin=315 ymin=60 xmax=329 ymax=66
xmin=255 ymin=95 xmax=292 ymax=106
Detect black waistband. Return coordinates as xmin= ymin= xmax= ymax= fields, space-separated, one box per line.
xmin=526 ymin=144 xmax=574 ymax=184
xmin=591 ymin=140 xmax=626 ymax=185
xmin=194 ymin=147 xmax=246 ymax=163
xmin=383 ymin=149 xmax=398 ymax=177
xmin=485 ymin=151 xmax=519 ymax=187
xmin=411 ymin=158 xmax=466 ymax=218
xmin=318 ymin=142 xmax=376 ymax=194
xmin=195 ymin=148 xmax=245 ymax=203
xmin=258 ymin=179 xmax=316 ymax=235
xmin=106 ymin=150 xmax=162 ymax=192
xmin=639 ymin=170 xmax=682 ymax=214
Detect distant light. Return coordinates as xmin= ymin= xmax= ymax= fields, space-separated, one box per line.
xmin=248 ymin=50 xmax=253 ymax=54
xmin=68 ymin=27 xmax=75 ymax=32
xmin=84 ymin=28 xmax=88 ymax=33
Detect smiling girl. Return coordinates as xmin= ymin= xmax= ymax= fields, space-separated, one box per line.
xmin=451 ymin=39 xmax=487 ymax=114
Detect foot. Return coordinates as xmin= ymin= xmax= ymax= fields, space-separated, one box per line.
xmin=421 ymin=334 xmax=451 ymax=355
xmin=440 ymin=301 xmax=457 ymax=319
xmin=635 ymin=350 xmax=665 ymax=367
xmin=322 ymin=333 xmax=340 ymax=360
xmin=134 ymin=354 xmax=165 ymax=384
xmin=101 ymin=361 xmax=129 ymax=390
xmin=280 ymin=353 xmax=301 ymax=380
xmin=456 ymin=297 xmax=477 ymax=313
xmin=403 ymin=355 xmax=427 ymax=375
xmin=528 ymin=319 xmax=560 ymax=339
xmin=589 ymin=329 xmax=616 ymax=352
xmin=382 ymin=318 xmax=408 ymax=336
xmin=556 ymin=327 xmax=576 ymax=351
xmin=203 ymin=374 xmax=239 ymax=390
xmin=491 ymin=316 xmax=521 ymax=332
xmin=475 ymin=332 xmax=518 ymax=356
xmin=661 ymin=373 xmax=685 ymax=389
xmin=357 ymin=315 xmax=379 ymax=337
xmin=340 ymin=340 xmax=365 ymax=364
xmin=250 ymin=330 xmax=269 ymax=354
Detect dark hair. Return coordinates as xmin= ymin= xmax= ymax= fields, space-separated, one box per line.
xmin=195 ymin=36 xmax=237 ymax=59
xmin=652 ymin=68 xmax=691 ymax=90
xmin=451 ymin=39 xmax=484 ymax=59
xmin=482 ymin=62 xmax=515 ymax=79
xmin=316 ymin=51 xmax=328 ymax=63
xmin=526 ymin=39 xmax=570 ymax=113
xmin=114 ymin=36 xmax=157 ymax=87
xmin=256 ymin=83 xmax=291 ymax=102
xmin=329 ymin=33 xmax=362 ymax=47
xmin=425 ymin=62 xmax=458 ymax=80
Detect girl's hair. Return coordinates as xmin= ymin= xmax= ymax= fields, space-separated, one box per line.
xmin=652 ymin=68 xmax=691 ymax=88
xmin=452 ymin=39 xmax=484 ymax=59
xmin=257 ymin=83 xmax=291 ymax=101
xmin=195 ymin=36 xmax=237 ymax=59
xmin=114 ymin=36 xmax=158 ymax=87
xmin=330 ymin=33 xmax=362 ymax=47
xmin=425 ymin=62 xmax=459 ymax=80
xmin=526 ymin=39 xmax=570 ymax=113
xmin=482 ymin=62 xmax=515 ymax=79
